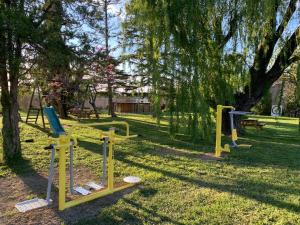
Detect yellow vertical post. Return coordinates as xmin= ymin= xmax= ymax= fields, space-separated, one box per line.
xmin=58 ymin=135 xmax=68 ymax=211
xmin=232 ymin=129 xmax=238 ymax=141
xmin=215 ymin=105 xmax=223 ymax=157
xmin=107 ymin=129 xmax=114 ymax=190
xmin=125 ymin=122 xmax=129 ymax=137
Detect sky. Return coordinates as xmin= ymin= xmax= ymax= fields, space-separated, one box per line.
xmin=106 ymin=0 xmax=127 ymax=58
xmin=110 ymin=0 xmax=299 ymax=56
xmin=103 ymin=0 xmax=300 ymax=75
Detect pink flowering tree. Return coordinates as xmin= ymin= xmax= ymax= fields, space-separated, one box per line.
xmin=89 ymin=47 xmax=121 ymax=117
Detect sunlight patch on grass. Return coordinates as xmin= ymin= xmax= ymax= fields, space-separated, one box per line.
xmin=1 ymin=114 xmax=300 ymax=224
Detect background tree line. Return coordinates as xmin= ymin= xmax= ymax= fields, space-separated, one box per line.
xmin=0 ymin=0 xmax=299 ymax=162
xmin=0 ymin=0 xmax=130 ymax=161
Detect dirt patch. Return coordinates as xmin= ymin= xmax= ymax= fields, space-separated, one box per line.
xmin=199 ymin=153 xmax=226 ymax=161
xmin=0 ymin=167 xmax=138 ymax=225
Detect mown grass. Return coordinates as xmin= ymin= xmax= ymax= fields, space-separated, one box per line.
xmin=0 ymin=114 xmax=300 ymax=225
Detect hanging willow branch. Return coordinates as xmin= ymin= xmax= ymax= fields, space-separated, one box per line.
xmin=123 ymin=0 xmax=300 ymax=142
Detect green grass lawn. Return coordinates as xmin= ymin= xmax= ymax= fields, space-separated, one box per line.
xmin=0 ymin=114 xmax=300 ymax=225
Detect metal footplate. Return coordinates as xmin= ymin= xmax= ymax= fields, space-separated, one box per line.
xmin=15 ymin=198 xmax=51 ymax=213
xmin=73 ymin=186 xmax=91 ymax=195
xmin=86 ymin=182 xmax=105 ymax=190
xmin=15 ymin=145 xmax=56 ymax=212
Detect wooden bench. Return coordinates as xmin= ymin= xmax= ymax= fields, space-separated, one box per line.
xmin=241 ymin=119 xmax=266 ymax=130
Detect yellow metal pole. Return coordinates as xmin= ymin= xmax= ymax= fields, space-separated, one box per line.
xmin=107 ymin=129 xmax=114 ymax=190
xmin=58 ymin=135 xmax=68 ymax=211
xmin=125 ymin=121 xmax=129 ymax=137
xmin=215 ymin=105 xmax=223 ymax=157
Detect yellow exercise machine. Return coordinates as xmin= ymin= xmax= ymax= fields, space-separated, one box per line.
xmin=58 ymin=124 xmax=139 ymax=211
xmin=15 ymin=107 xmax=140 ymax=212
xmin=215 ymin=105 xmax=252 ymax=157
xmin=215 ymin=105 xmax=233 ymax=157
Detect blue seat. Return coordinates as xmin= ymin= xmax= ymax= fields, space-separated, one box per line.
xmin=43 ymin=107 xmax=66 ymax=137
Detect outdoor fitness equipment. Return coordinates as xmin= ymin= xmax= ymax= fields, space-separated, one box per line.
xmin=57 ymin=128 xmax=139 ymax=211
xmin=229 ymin=109 xmax=252 ymax=148
xmin=214 ymin=105 xmax=252 ymax=157
xmin=15 ymin=107 xmax=140 ymax=212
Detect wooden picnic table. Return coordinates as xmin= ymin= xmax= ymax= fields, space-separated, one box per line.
xmin=240 ymin=119 xmax=266 ymax=130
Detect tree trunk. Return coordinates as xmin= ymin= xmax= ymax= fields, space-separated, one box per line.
xmin=221 ymin=1 xmax=300 ymax=134
xmin=104 ymin=0 xmax=116 ymax=118
xmin=222 ymin=26 xmax=300 ymax=133
xmin=234 ymin=70 xmax=271 ymax=112
xmin=221 ymin=109 xmax=231 ymax=135
xmin=89 ymin=101 xmax=99 ymax=119
xmin=1 ymin=76 xmax=22 ymax=161
xmin=89 ymin=86 xmax=100 ymax=119
xmin=107 ymin=82 xmax=116 ymax=117
xmin=59 ymin=93 xmax=68 ymax=119
xmin=220 ymin=71 xmax=277 ymax=133
xmin=50 ymin=95 xmax=68 ymax=119
xmin=0 ymin=21 xmax=21 ymax=161
xmin=220 ymin=70 xmax=283 ymax=134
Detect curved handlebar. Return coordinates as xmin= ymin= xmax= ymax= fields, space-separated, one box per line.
xmin=70 ymin=121 xmax=131 ymax=137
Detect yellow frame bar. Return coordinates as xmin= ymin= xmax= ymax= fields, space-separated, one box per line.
xmin=108 ymin=129 xmax=114 ymax=190
xmin=64 ymin=183 xmax=135 ymax=209
xmin=74 ymin=121 xmax=132 ymax=137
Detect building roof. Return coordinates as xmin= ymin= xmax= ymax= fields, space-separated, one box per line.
xmin=113 ymin=96 xmax=150 ymax=104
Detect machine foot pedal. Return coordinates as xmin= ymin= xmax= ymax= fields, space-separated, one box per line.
xmin=123 ymin=176 xmax=141 ymax=184
xmin=74 ymin=186 xmax=91 ymax=195
xmin=86 ymin=182 xmax=105 ymax=190
xmin=237 ymin=144 xmax=252 ymax=148
xmin=15 ymin=198 xmax=51 ymax=212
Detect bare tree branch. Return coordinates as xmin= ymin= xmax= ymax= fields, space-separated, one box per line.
xmin=250 ymin=0 xmax=298 ymax=75
xmin=276 ymin=0 xmax=298 ymax=37
xmin=218 ymin=9 xmax=238 ymax=49
xmin=267 ymin=26 xmax=300 ymax=78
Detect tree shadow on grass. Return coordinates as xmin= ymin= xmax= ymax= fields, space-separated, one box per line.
xmin=73 ymin=116 xmax=212 ymax=152
xmin=4 ymin=156 xmax=140 ymax=225
xmin=75 ymin=205 xmax=145 ymax=225
xmin=79 ymin=138 xmax=300 ymax=214
xmin=75 ymin=188 xmax=185 ymax=225
xmin=60 ymin=186 xmax=140 ymax=225
xmin=78 ymin=139 xmax=102 ymax=152
xmin=21 ymin=122 xmax=52 ymax=136
xmin=81 ymin=116 xmax=210 ymax=148
xmin=120 ymin=117 xmax=212 ymax=152
xmin=215 ymin=118 xmax=300 ymax=170
xmin=79 ymin=137 xmax=216 ymax=167
xmin=78 ymin=116 xmax=299 ymax=171
xmin=124 ymin=198 xmax=186 ymax=225
xmin=118 ymin=157 xmax=300 ymax=214
xmin=227 ymin=130 xmax=300 ymax=170
xmin=226 ymin=148 xmax=300 ymax=171
xmin=7 ymin=157 xmax=53 ymax=195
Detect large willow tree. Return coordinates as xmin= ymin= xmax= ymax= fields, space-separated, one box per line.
xmin=123 ymin=0 xmax=300 ymax=141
